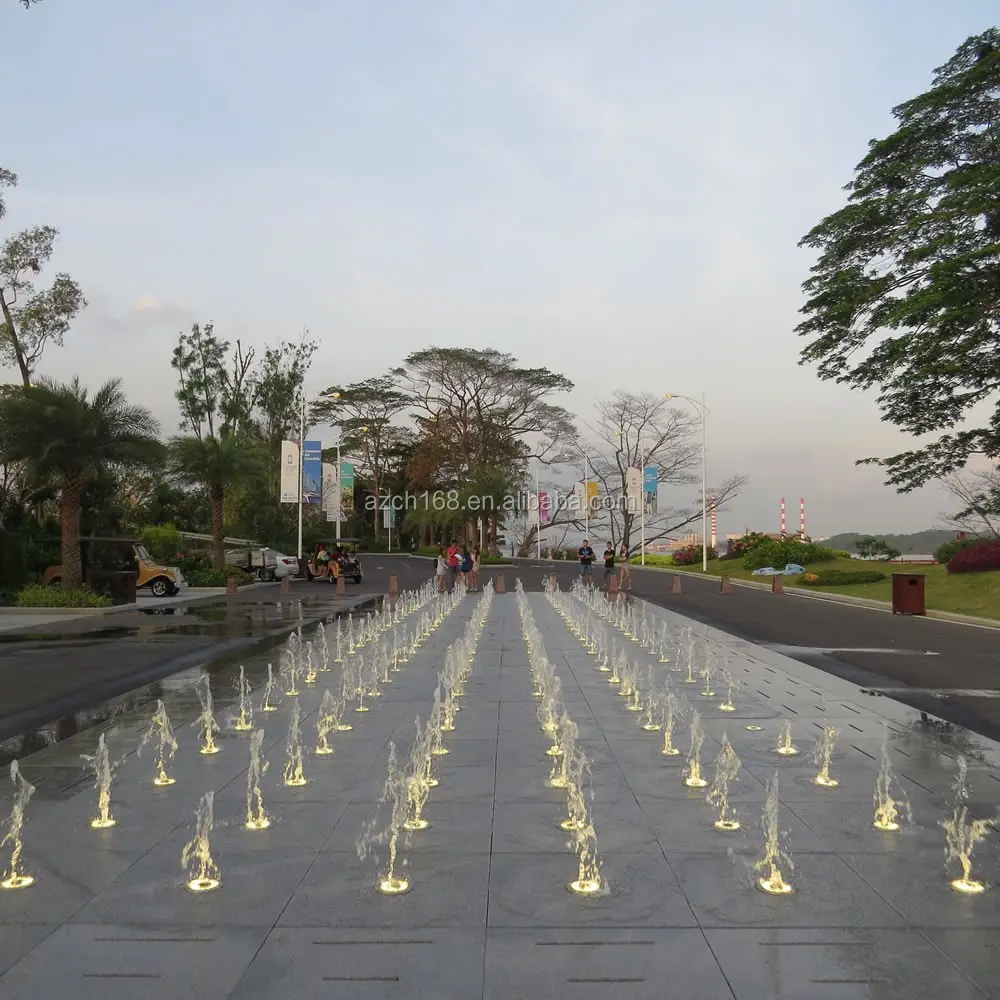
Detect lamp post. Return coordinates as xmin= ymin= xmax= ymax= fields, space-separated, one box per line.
xmin=665 ymin=392 xmax=710 ymax=572
xmin=576 ymin=443 xmax=591 ymax=540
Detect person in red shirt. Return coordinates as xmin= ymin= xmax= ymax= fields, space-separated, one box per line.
xmin=446 ymin=542 xmax=461 ymax=592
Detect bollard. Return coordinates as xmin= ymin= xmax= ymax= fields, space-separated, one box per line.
xmin=279 ymin=576 xmax=290 ymax=595
xmin=671 ymin=575 xmax=682 ymax=595
xmin=496 ymin=573 xmax=506 ymax=594
xmin=336 ymin=575 xmax=346 ymax=597
xmin=550 ymin=574 xmax=558 ymax=591
xmin=226 ymin=577 xmax=238 ymax=595
xmin=772 ymin=574 xmax=784 ymax=594
xmin=608 ymin=574 xmax=619 ymax=596
xmin=389 ymin=574 xmax=399 ymax=597
xmin=720 ymin=576 xmax=732 ymax=594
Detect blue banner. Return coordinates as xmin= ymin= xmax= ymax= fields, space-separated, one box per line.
xmin=303 ymin=440 xmax=323 ymax=504
xmin=643 ymin=465 xmax=658 ymax=514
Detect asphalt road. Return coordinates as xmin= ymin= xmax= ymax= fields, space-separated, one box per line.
xmin=367 ymin=553 xmax=1000 ymax=741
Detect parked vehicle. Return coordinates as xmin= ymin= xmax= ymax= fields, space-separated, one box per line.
xmin=225 ymin=546 xmax=277 ymax=581
xmin=308 ymin=539 xmax=363 ymax=583
xmin=271 ymin=553 xmax=300 ymax=579
xmin=44 ymin=538 xmax=186 ymax=597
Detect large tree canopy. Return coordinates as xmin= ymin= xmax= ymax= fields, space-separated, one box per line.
xmin=796 ymin=30 xmax=1000 ymax=491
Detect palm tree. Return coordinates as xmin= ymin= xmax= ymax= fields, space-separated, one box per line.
xmin=0 ymin=378 xmax=164 ymax=588
xmin=169 ymin=432 xmax=263 ymax=569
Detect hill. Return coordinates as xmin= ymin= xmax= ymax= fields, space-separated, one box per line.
xmin=820 ymin=529 xmax=955 ymax=555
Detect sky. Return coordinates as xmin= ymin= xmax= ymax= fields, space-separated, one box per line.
xmin=3 ymin=0 xmax=997 ymax=538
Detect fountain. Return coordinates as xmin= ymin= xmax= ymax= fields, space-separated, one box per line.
xmin=0 ymin=761 xmax=36 ymax=890
xmin=404 ymin=720 xmax=432 ymax=831
xmin=182 ymin=791 xmax=221 ymax=892
xmin=195 ymin=674 xmax=221 ymax=755
xmin=707 ymin=734 xmax=742 ymax=831
xmin=315 ymin=689 xmax=339 ymax=755
xmin=872 ymin=728 xmax=911 ymax=831
xmin=283 ymin=640 xmax=300 ymax=696
xmin=334 ymin=620 xmax=345 ymax=663
xmin=357 ymin=743 xmax=410 ymax=894
xmin=682 ymin=649 xmax=698 ymax=685
xmin=260 ymin=663 xmax=279 ymax=713
xmin=547 ymin=716 xmax=579 ymax=789
xmin=661 ymin=692 xmax=682 ymax=756
xmin=775 ymin=719 xmax=799 ymax=756
xmin=718 ymin=670 xmax=737 ymax=712
xmin=245 ymin=730 xmax=271 ymax=830
xmin=700 ymin=665 xmax=715 ymax=698
xmin=316 ymin=622 xmax=331 ymax=671
xmin=683 ymin=711 xmax=708 ymax=787
xmin=559 ymin=749 xmax=591 ymax=831
xmin=754 ymin=773 xmax=793 ymax=894
xmin=812 ymin=726 xmax=839 ymax=787
xmin=138 ymin=699 xmax=180 ymax=785
xmin=941 ymin=756 xmax=990 ymax=893
xmin=82 ymin=732 xmax=116 ymax=829
xmin=640 ymin=684 xmax=662 ymax=732
xmin=232 ymin=665 xmax=253 ymax=731
xmin=567 ymin=817 xmax=605 ymax=895
xmin=283 ymin=701 xmax=308 ymax=786
xmin=303 ymin=640 xmax=318 ymax=685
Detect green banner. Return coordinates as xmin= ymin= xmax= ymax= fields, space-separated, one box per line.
xmin=340 ymin=462 xmax=355 ymax=517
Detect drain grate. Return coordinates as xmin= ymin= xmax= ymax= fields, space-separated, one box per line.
xmin=313 ymin=939 xmax=432 ymax=946
xmin=323 ymin=976 xmax=400 ymax=982
xmin=567 ymin=978 xmax=645 ymax=984
xmin=93 ymin=936 xmax=214 ymax=943
xmin=536 ymin=941 xmax=653 ymax=947
xmin=852 ymin=745 xmax=875 ymax=760
xmin=780 ymin=705 xmax=797 ymax=715
xmin=83 ymin=973 xmax=162 ymax=979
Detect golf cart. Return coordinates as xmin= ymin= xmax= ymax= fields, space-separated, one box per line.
xmin=309 ymin=539 xmax=363 ymax=584
xmin=43 ymin=538 xmax=186 ymax=598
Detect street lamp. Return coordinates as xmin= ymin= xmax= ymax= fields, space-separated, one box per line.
xmin=665 ymin=393 xmax=710 ymax=572
xmin=576 ymin=442 xmax=592 ymax=540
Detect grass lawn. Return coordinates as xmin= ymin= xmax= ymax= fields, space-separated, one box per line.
xmin=643 ymin=556 xmax=1000 ymax=621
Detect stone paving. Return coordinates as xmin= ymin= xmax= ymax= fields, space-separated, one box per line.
xmin=0 ymin=585 xmax=997 ymax=998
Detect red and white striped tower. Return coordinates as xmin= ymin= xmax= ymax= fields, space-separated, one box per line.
xmin=780 ymin=497 xmax=786 ymax=538
xmin=710 ymin=494 xmax=718 ymax=549
xmin=800 ymin=497 xmax=805 ymax=539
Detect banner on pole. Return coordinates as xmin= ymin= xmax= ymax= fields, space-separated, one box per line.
xmin=587 ymin=481 xmax=599 ymax=506
xmin=539 ymin=490 xmax=551 ymax=525
xmin=574 ymin=481 xmax=587 ymax=513
xmin=625 ymin=467 xmax=642 ymax=513
xmin=643 ymin=465 xmax=659 ymax=514
xmin=279 ymin=440 xmax=299 ymax=504
xmin=303 ymin=441 xmax=323 ymax=504
xmin=340 ymin=462 xmax=355 ymax=518
xmin=321 ymin=463 xmax=340 ymax=522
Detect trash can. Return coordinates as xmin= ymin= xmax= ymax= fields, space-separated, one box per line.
xmin=891 ymin=573 xmax=926 ymax=615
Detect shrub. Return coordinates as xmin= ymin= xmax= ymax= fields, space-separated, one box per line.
xmin=672 ymin=545 xmax=716 ymax=566
xmin=16 ymin=584 xmax=112 ymax=608
xmin=800 ymin=570 xmax=887 ymax=586
xmin=185 ymin=568 xmax=255 ymax=587
xmin=946 ymin=540 xmax=1000 ymax=574
xmin=742 ymin=539 xmax=836 ymax=571
xmin=139 ymin=524 xmax=183 ymax=562
xmin=722 ymin=532 xmax=770 ymax=560
xmin=935 ymin=536 xmax=990 ymax=565
xmin=833 ymin=549 xmax=854 ymax=559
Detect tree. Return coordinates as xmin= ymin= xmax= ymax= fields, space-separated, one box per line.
xmin=0 ymin=168 xmax=86 ymax=386
xmin=313 ymin=374 xmax=409 ymax=541
xmin=854 ymin=535 xmax=902 ymax=561
xmin=796 ymin=31 xmax=1000 ymax=491
xmin=940 ymin=466 xmax=1000 ymax=538
xmin=168 ymin=433 xmax=263 ymax=569
xmin=0 ymin=378 xmax=163 ymax=588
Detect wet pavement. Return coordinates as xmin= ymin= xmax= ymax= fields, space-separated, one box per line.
xmin=0 ymin=583 xmax=997 ymax=997
xmin=0 ymin=589 xmax=382 ymax=756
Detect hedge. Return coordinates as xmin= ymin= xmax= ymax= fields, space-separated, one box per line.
xmin=947 ymin=540 xmax=1000 ymax=574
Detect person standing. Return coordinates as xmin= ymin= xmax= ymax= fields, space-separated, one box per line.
xmin=446 ymin=541 xmax=461 ymax=592
xmin=436 ymin=546 xmax=448 ymax=593
xmin=471 ymin=544 xmax=481 ymax=591
xmin=578 ymin=538 xmax=595 ymax=584
xmin=619 ymin=541 xmax=631 ymax=591
xmin=603 ymin=542 xmax=615 ymax=589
